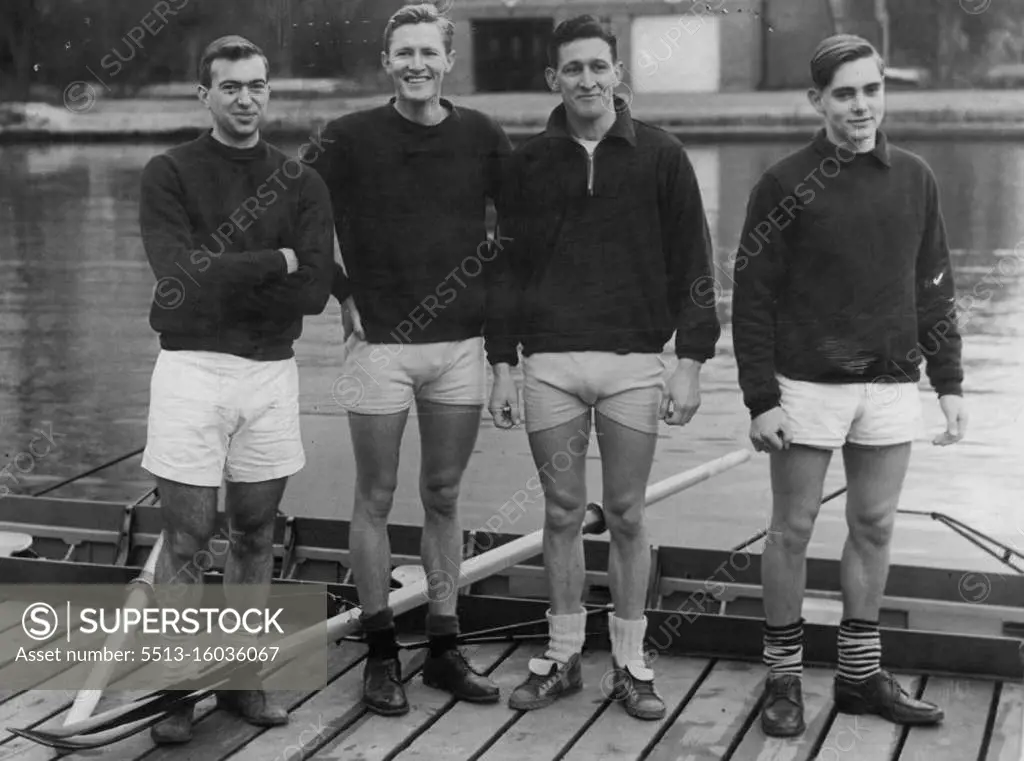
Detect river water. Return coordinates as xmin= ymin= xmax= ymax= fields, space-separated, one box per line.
xmin=0 ymin=136 xmax=1021 ymax=571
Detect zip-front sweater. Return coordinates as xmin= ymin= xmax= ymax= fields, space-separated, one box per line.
xmin=138 ymin=131 xmax=335 ymax=360
xmin=307 ymin=98 xmax=512 ymax=344
xmin=731 ymin=129 xmax=964 ymax=419
xmin=484 ymin=102 xmax=721 ymax=366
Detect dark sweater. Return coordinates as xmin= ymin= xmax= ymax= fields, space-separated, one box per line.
xmin=484 ymin=102 xmax=721 ymax=366
xmin=731 ymin=129 xmax=963 ymax=419
xmin=139 ymin=131 xmax=335 ymax=360
xmin=305 ymin=98 xmax=512 ymax=344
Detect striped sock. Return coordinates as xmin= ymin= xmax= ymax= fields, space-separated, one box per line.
xmin=837 ymin=618 xmax=882 ymax=683
xmin=763 ymin=619 xmax=803 ymax=677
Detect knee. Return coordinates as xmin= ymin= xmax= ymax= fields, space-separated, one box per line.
xmin=602 ymin=492 xmax=645 ymax=539
xmin=422 ymin=470 xmax=462 ymax=518
xmin=544 ymin=488 xmax=586 ymax=533
xmin=229 ymin=522 xmax=273 ymax=556
xmin=356 ymin=475 xmax=399 ymax=519
xmin=774 ymin=510 xmax=816 ymax=555
xmin=848 ymin=507 xmax=896 ymax=549
xmin=166 ymin=528 xmax=213 ymax=566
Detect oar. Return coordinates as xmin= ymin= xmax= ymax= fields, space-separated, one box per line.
xmin=11 ymin=449 xmax=752 ymax=747
xmin=63 ymin=530 xmax=165 ymax=725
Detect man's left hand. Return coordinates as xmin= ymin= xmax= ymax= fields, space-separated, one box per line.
xmin=661 ymin=359 xmax=702 ymax=427
xmin=933 ymin=394 xmax=968 ymax=446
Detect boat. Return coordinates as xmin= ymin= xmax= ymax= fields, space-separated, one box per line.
xmin=0 ymin=449 xmax=1021 ymax=760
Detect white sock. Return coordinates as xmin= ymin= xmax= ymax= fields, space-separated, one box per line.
xmin=542 ymin=608 xmax=586 ymax=664
xmin=609 ymin=613 xmax=652 ymax=678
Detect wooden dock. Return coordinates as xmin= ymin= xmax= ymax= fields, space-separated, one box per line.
xmin=0 ymin=604 xmax=1021 ymax=761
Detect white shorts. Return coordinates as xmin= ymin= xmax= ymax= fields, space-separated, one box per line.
xmin=523 ymin=352 xmax=667 ymax=435
xmin=332 ymin=335 xmax=486 ymax=415
xmin=142 ymin=350 xmax=305 ymax=487
xmin=777 ymin=374 xmax=921 ymax=449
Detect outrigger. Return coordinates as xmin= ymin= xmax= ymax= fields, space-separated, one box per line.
xmin=0 ymin=447 xmax=1021 ymax=759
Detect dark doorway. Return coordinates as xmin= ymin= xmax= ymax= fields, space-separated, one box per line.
xmin=472 ymin=18 xmax=553 ymax=92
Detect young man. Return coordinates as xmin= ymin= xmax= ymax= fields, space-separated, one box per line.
xmin=485 ymin=15 xmax=720 ymax=721
xmin=305 ymin=4 xmax=509 ymax=715
xmin=138 ymin=35 xmax=335 ymax=743
xmin=731 ymin=34 xmax=968 ymax=737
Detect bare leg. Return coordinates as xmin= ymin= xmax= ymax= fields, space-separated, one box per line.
xmin=840 ymin=443 xmax=912 ymax=620
xmin=528 ymin=412 xmax=591 ymax=617
xmin=214 ymin=478 xmax=290 ymax=724
xmin=150 ymin=477 xmax=217 ymax=743
xmin=348 ymin=410 xmax=409 ymax=616
xmin=762 ymin=445 xmax=833 ymax=626
xmin=831 ymin=441 xmax=940 ymax=725
xmin=415 ymin=399 xmax=481 ymax=618
xmin=593 ymin=412 xmax=656 ymax=621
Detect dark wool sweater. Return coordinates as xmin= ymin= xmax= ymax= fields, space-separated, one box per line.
xmin=731 ymin=129 xmax=964 ymax=419
xmin=306 ymin=98 xmax=512 ymax=344
xmin=484 ymin=102 xmax=721 ymax=366
xmin=138 ymin=131 xmax=335 ymax=360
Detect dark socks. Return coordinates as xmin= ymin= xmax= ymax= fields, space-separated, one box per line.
xmin=426 ymin=613 xmax=459 ymax=658
xmin=763 ymin=618 xmax=804 ymax=677
xmin=837 ymin=618 xmax=881 ymax=683
xmin=361 ymin=608 xmax=398 ymax=660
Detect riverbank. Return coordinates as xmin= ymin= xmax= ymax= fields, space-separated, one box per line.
xmin=3 ymin=88 xmax=1024 ymax=142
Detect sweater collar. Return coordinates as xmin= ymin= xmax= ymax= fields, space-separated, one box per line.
xmin=200 ymin=129 xmax=268 ymax=162
xmin=387 ymin=96 xmax=461 ymax=129
xmin=812 ymin=127 xmax=891 ymax=168
xmin=543 ymin=98 xmax=637 ymax=147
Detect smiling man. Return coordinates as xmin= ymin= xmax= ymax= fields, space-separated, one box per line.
xmin=485 ymin=15 xmax=720 ymax=720
xmin=731 ymin=34 xmax=966 ymax=737
xmin=305 ymin=3 xmax=510 ymax=716
xmin=138 ymin=35 xmax=335 ymax=744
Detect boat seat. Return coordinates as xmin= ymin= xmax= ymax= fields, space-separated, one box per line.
xmin=0 ymin=531 xmax=33 ymax=558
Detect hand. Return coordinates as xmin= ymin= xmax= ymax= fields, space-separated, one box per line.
xmin=750 ymin=406 xmax=793 ymax=453
xmin=933 ymin=394 xmax=967 ymax=446
xmin=660 ymin=360 xmax=702 ymax=426
xmin=279 ymin=247 xmax=298 ymax=274
xmin=488 ymin=366 xmax=522 ymax=429
xmin=340 ymin=296 xmax=365 ymax=341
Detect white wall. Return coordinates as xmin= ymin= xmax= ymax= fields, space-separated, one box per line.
xmin=629 ymin=14 xmax=721 ymax=93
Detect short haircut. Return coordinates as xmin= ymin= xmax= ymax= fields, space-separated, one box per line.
xmin=197 ymin=35 xmax=269 ymax=88
xmin=810 ymin=34 xmax=884 ymax=90
xmin=382 ymin=3 xmax=455 ymax=54
xmin=547 ymin=15 xmax=618 ymax=70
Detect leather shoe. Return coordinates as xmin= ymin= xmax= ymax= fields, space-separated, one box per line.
xmin=834 ymin=670 xmax=944 ymax=725
xmin=215 ymin=688 xmax=289 ymax=726
xmin=363 ymin=656 xmax=409 ymax=716
xmin=761 ymin=673 xmax=805 ymax=737
xmin=423 ymin=648 xmax=499 ymax=703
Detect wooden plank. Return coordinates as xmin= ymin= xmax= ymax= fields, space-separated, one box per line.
xmin=560 ymin=655 xmax=710 ymax=761
xmin=986 ymin=682 xmax=1024 ymax=761
xmin=0 ymin=601 xmax=32 ymax=634
xmin=245 ymin=644 xmax=425 ymax=761
xmin=729 ymin=667 xmax=837 ymax=761
xmin=316 ymin=643 xmax=511 ymax=761
xmin=393 ymin=643 xmax=544 ymax=761
xmin=0 ymin=647 xmax=146 ymax=745
xmin=475 ymin=654 xmax=612 ymax=761
xmin=143 ymin=640 xmax=364 ymax=761
xmin=899 ymin=677 xmax=993 ymax=759
xmin=813 ymin=674 xmax=922 ymax=760
xmin=645 ymin=660 xmax=768 ymax=761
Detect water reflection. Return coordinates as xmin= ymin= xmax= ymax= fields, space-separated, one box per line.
xmin=1 ymin=137 xmax=1021 ymax=526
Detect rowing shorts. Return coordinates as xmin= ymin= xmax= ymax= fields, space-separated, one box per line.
xmin=776 ymin=374 xmax=922 ymax=449
xmin=333 ymin=334 xmax=487 ymax=415
xmin=141 ymin=350 xmax=305 ymax=487
xmin=522 ymin=352 xmax=667 ymax=435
